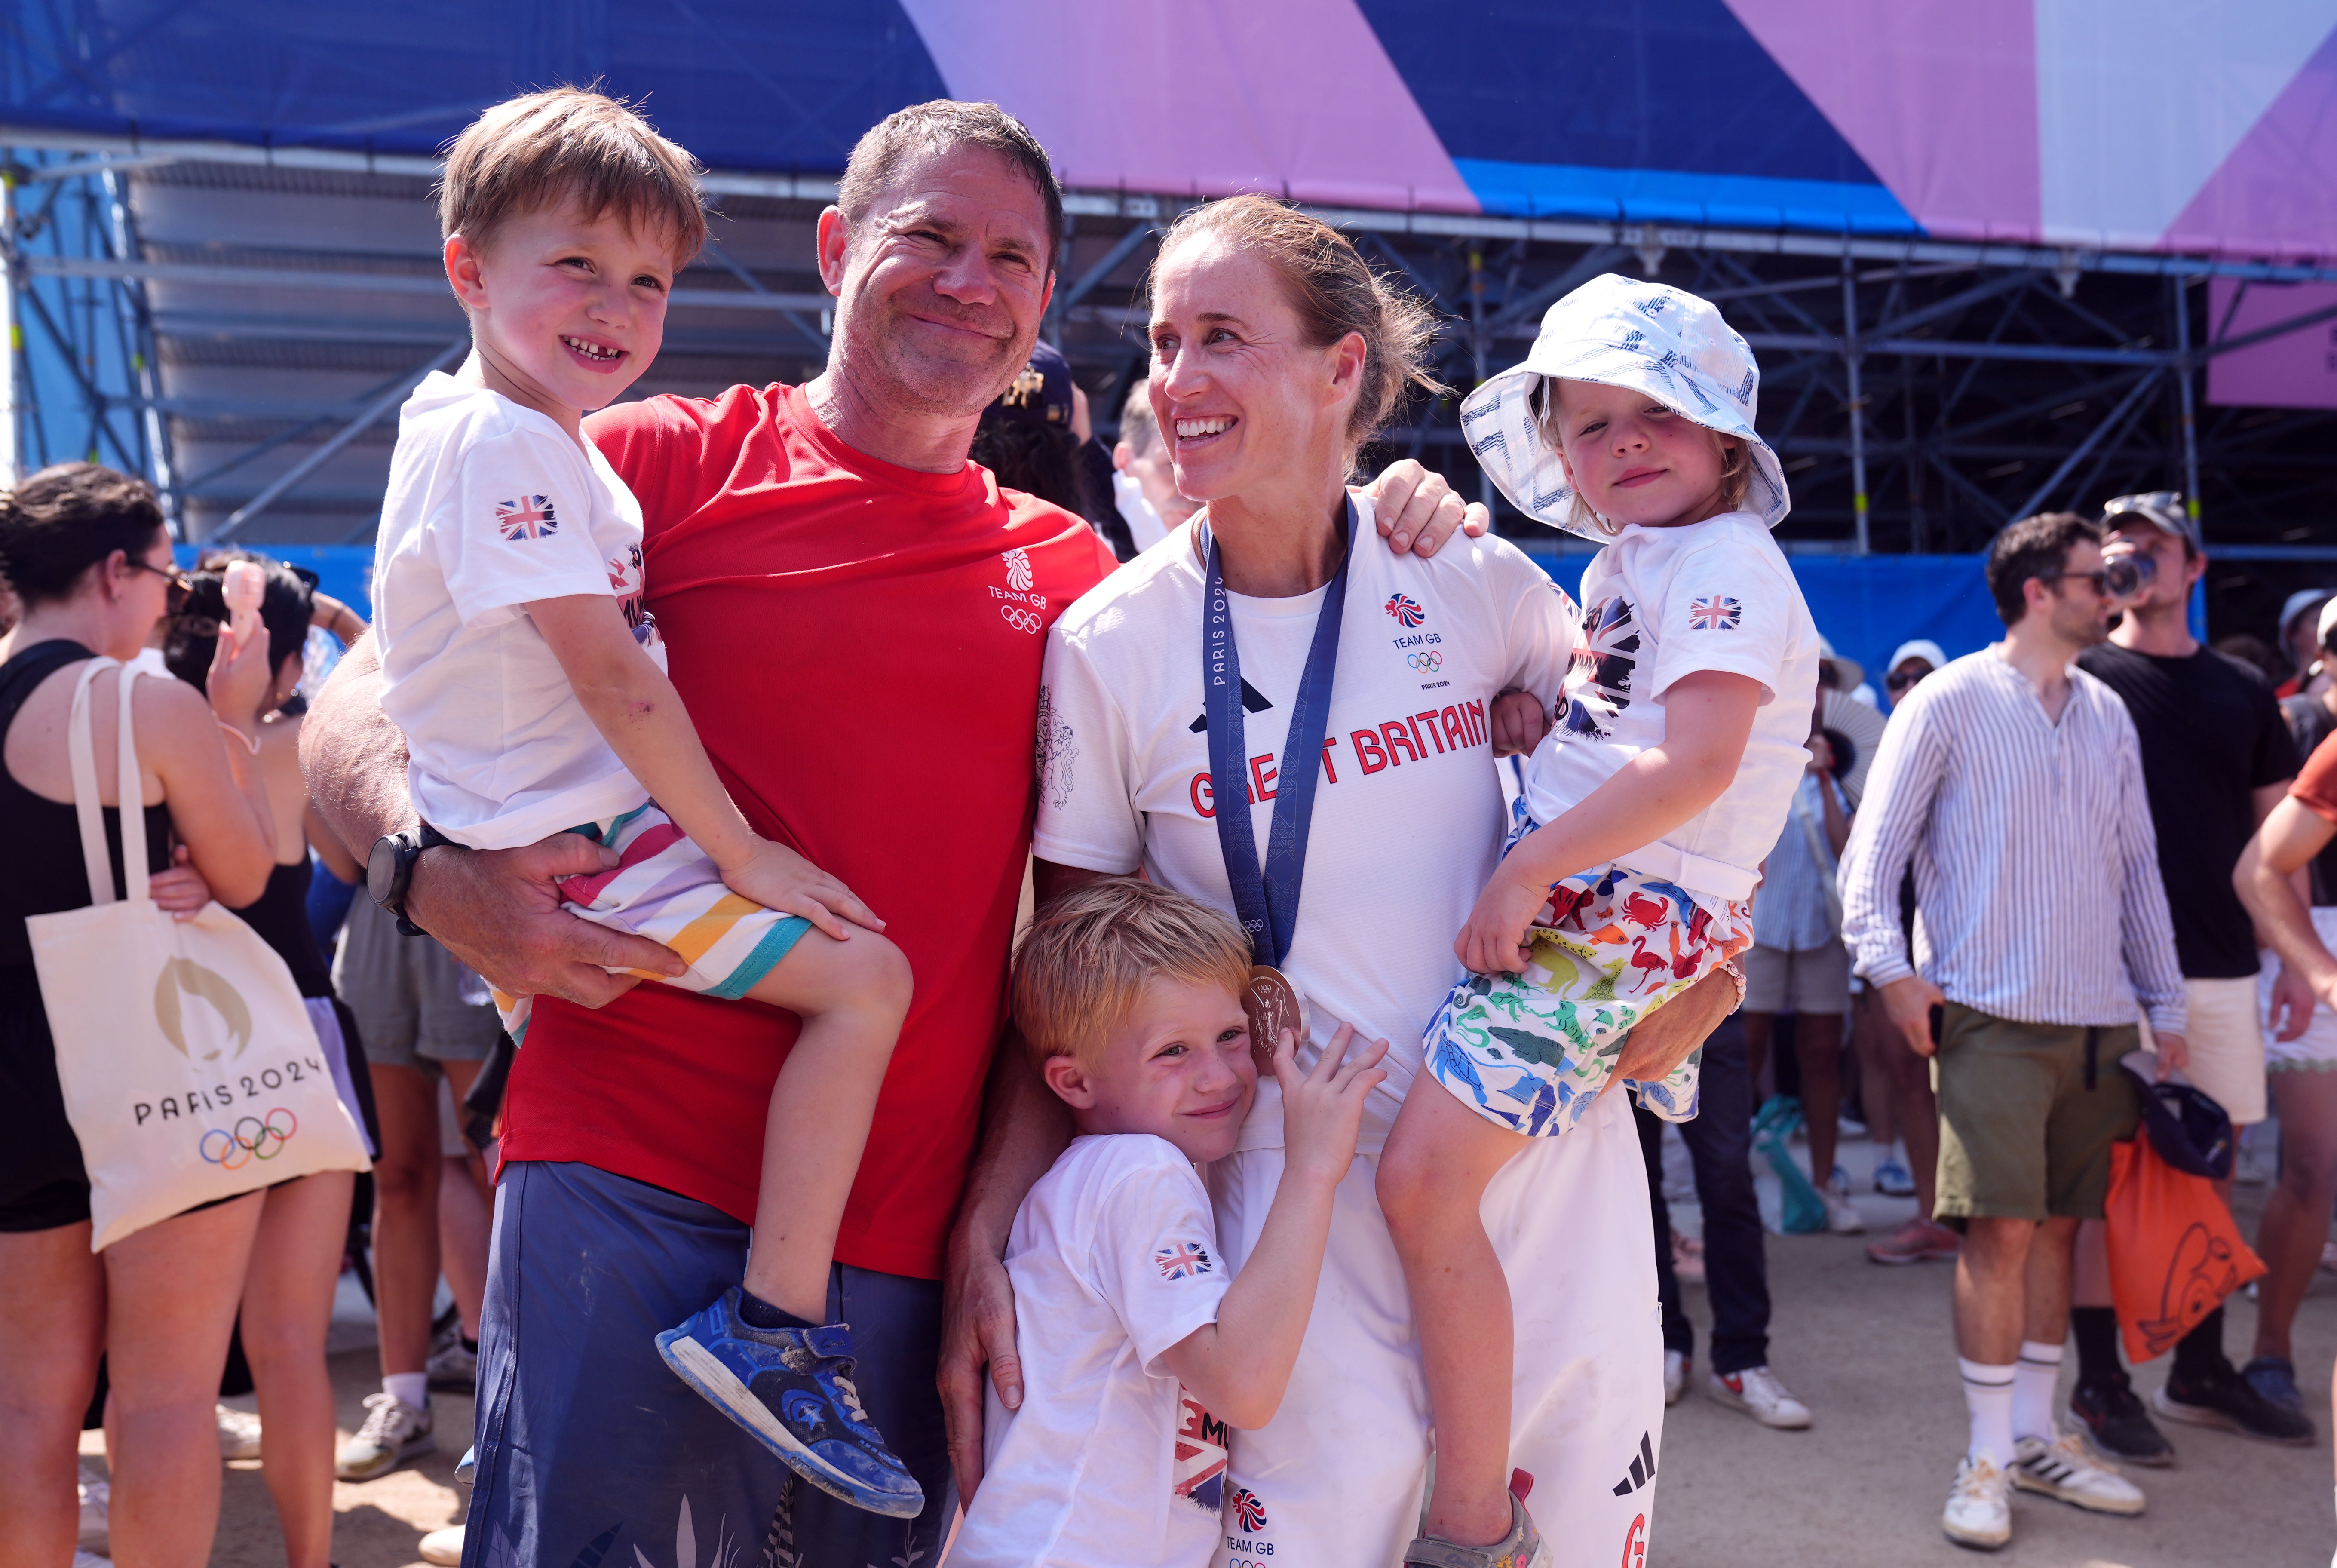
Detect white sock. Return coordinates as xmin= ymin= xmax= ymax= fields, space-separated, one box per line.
xmin=1960 ymin=1358 xmax=2016 ymax=1467
xmin=2012 ymin=1340 xmax=2064 ymax=1441
xmin=1890 ymin=1138 xmax=1908 ymax=1168
xmin=383 ymin=1372 xmax=429 ymax=1411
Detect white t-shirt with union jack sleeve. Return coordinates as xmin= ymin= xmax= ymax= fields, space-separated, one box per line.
xmin=372 ymin=372 xmax=666 ymax=850
xmin=1033 ymin=503 xmax=1581 ymax=1155
xmin=951 ymin=1134 xmax=1235 ymax=1568
xmin=1523 ymin=509 xmax=1821 ymax=905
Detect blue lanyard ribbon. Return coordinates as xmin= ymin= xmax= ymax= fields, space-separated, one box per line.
xmin=1201 ymin=499 xmax=1353 ymax=968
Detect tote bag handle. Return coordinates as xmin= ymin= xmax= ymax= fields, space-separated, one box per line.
xmin=61 ymin=655 xmax=153 ymax=908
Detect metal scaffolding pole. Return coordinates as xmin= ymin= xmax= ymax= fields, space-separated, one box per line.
xmin=0 ymin=169 xmax=17 ymax=485
xmin=1841 ymin=258 xmax=1869 ymax=554
xmin=2174 ymin=275 xmax=2202 ymax=528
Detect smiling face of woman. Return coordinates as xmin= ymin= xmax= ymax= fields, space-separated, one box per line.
xmin=1146 ymin=233 xmax=1362 ymax=509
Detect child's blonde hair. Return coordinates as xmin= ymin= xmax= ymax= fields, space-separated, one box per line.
xmin=1012 ymin=879 xmax=1253 ymax=1072
xmin=438 ymin=87 xmax=707 ymax=264
xmin=1537 ymin=377 xmax=1752 ymax=537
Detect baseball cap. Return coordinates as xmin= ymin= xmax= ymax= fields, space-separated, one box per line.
xmin=2317 ymin=595 xmax=2337 ymax=654
xmin=1457 ymin=273 xmax=1788 ymax=540
xmin=2101 ymin=490 xmax=2200 ymax=553
xmin=2284 ymin=588 xmax=2335 ymax=641
xmin=988 ymin=339 xmax=1076 ymax=428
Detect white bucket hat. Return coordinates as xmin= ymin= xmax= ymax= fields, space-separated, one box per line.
xmin=1458 ymin=273 xmax=1789 ymax=540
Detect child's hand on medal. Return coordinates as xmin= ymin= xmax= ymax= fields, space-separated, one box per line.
xmin=1275 ymin=1022 xmax=1386 ymax=1185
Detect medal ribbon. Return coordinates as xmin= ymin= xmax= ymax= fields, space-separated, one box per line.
xmin=1201 ymin=499 xmax=1353 ymax=968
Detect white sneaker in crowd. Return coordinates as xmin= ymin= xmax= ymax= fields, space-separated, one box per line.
xmin=73 ymin=1551 xmax=111 ymax=1568
xmin=215 ymin=1402 xmax=262 ymax=1461
xmin=1707 ymin=1365 xmax=1812 ymax=1429
xmin=426 ymin=1325 xmax=479 ymax=1391
xmin=336 ymin=1392 xmax=434 ymax=1481
xmin=1822 ymin=1188 xmax=1866 ymax=1235
xmin=1941 ymin=1454 xmax=2012 ymax=1550
xmin=1664 ymin=1350 xmax=1687 ymax=1407
xmin=77 ymin=1463 xmax=109 ymax=1552
xmin=2010 ymin=1431 xmax=2145 ymax=1516
xmin=420 ymin=1524 xmax=466 ymax=1565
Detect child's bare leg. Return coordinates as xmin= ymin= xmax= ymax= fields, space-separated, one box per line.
xmin=1378 ymin=1077 xmax=1532 ymax=1547
xmin=738 ymin=925 xmax=912 ymax=1323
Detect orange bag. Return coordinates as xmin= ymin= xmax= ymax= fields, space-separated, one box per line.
xmin=2103 ymin=1134 xmax=2266 ymax=1364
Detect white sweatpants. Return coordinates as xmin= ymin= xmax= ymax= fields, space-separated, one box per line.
xmin=1205 ymin=1085 xmax=1664 ymax=1568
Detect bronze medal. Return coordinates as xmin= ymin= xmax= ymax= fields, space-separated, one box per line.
xmin=1243 ymin=964 xmax=1306 ymax=1071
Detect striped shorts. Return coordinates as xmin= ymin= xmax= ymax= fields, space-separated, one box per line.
xmin=1423 ymin=807 xmax=1754 ymax=1136
xmin=492 ymin=802 xmax=810 ymax=1045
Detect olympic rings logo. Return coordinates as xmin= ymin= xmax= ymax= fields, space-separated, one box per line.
xmin=1406 ymin=650 xmax=1444 ymax=672
xmin=199 ymin=1108 xmax=298 ymax=1170
xmin=1001 ymin=605 xmax=1043 ymax=635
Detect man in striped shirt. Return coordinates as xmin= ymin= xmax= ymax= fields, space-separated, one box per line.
xmin=1840 ymin=511 xmax=2188 ymax=1551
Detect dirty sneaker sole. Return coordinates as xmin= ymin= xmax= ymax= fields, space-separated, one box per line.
xmin=655 ymin=1327 xmax=923 ymax=1518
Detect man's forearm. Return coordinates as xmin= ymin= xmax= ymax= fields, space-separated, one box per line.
xmin=299 ymin=636 xmax=415 ymax=855
xmin=949 ymin=1029 xmax=1073 ymax=1266
xmin=2241 ymin=839 xmax=2337 ymax=992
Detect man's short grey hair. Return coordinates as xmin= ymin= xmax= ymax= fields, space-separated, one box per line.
xmin=1119 ymin=376 xmax=1160 ymax=456
xmin=835 ymin=100 xmax=1064 ymax=272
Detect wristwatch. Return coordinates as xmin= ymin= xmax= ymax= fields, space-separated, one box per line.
xmin=367 ymin=826 xmax=445 ymax=936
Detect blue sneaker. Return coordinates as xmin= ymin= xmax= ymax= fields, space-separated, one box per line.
xmin=1874 ymin=1158 xmax=1917 ymax=1197
xmin=655 ymin=1288 xmax=923 ymax=1518
xmin=2242 ymin=1355 xmax=2305 ymax=1415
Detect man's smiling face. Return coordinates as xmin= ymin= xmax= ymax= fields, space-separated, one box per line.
xmin=826 ymin=144 xmax=1056 ymax=419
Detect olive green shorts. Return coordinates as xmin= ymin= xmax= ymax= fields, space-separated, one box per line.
xmin=1931 ymin=1001 xmax=2141 ymax=1225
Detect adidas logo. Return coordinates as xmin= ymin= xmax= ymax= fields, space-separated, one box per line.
xmin=1611 ymin=1431 xmax=1657 ymax=1497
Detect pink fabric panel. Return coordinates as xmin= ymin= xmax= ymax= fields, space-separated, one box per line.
xmin=897 ymin=0 xmax=1478 ymax=214
xmin=2165 ymin=28 xmax=2337 ymax=258
xmin=1723 ymin=0 xmax=2041 ymax=242
xmin=2205 ymin=276 xmax=2337 ymax=409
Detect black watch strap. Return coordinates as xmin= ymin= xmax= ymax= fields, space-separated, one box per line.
xmin=371 ymin=822 xmax=455 ymax=937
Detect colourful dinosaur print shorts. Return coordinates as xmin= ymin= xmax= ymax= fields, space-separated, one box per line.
xmin=1423 ymin=828 xmax=1754 ymax=1137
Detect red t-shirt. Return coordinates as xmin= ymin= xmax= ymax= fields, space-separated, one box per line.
xmin=2296 ymin=725 xmax=2337 ymax=824
xmin=498 ymin=383 xmax=1117 ymax=1279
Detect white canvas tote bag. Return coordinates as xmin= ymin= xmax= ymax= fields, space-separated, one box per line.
xmin=27 ymin=657 xmax=369 ymax=1249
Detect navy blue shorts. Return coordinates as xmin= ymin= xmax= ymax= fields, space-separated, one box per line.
xmin=463 ymin=1160 xmax=951 ymax=1568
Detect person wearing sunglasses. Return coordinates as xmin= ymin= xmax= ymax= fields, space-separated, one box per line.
xmin=0 ymin=463 xmax=280 ymax=1567
xmin=1840 ymin=510 xmax=2186 ymax=1549
xmin=2065 ymin=491 xmax=2316 ymax=1453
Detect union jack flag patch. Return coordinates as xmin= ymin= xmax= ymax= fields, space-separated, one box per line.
xmin=1155 ymin=1241 xmax=1213 ymax=1280
xmin=1688 ymin=595 xmax=1741 ymax=630
xmin=496 ymin=496 xmax=559 ymax=541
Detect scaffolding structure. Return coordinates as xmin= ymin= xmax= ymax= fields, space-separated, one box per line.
xmin=6 ymin=137 xmax=2335 ymax=569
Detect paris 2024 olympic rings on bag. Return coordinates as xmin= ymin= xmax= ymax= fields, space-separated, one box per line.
xmin=199 ymin=1106 xmax=299 ymax=1170
xmin=1406 ymin=649 xmax=1443 ymax=672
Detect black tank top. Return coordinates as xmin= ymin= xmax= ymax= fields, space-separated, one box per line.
xmin=0 ymin=640 xmax=175 ymax=1217
xmin=0 ymin=641 xmax=173 ymax=970
xmin=234 ymin=859 xmax=333 ymax=998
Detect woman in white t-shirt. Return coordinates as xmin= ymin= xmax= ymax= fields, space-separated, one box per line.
xmin=1032 ymin=198 xmax=1730 ymax=1568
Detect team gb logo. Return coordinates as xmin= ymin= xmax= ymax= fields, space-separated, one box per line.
xmin=1002 ymin=548 xmax=1034 ymax=592
xmin=1384 ymin=592 xmax=1426 ymax=628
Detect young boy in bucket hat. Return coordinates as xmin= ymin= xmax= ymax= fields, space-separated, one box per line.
xmin=1376 ymin=274 xmax=1819 ymax=1565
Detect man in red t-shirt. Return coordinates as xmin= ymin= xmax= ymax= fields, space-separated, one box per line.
xmin=306 ymin=103 xmax=1486 ymax=1568
xmin=2236 ymin=727 xmax=2337 ymax=1437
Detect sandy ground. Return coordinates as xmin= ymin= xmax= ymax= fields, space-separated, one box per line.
xmin=70 ymin=1127 xmax=2329 ymax=1568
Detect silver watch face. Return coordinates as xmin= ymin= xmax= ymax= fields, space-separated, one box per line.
xmin=367 ymin=835 xmax=403 ymax=905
